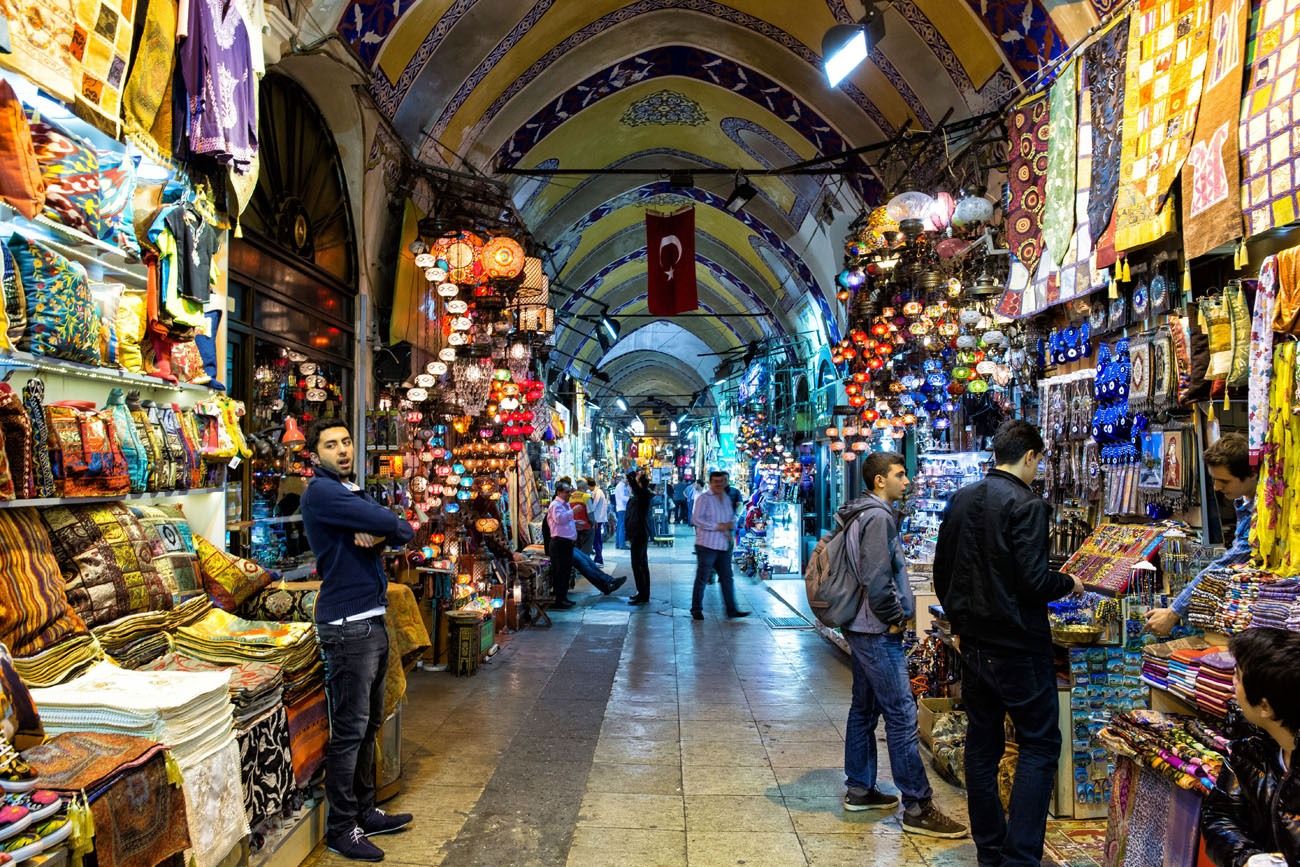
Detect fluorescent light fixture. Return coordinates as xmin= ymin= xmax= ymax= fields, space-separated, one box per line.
xmin=670 ymin=422 xmax=678 ymax=435
xmin=677 ymin=413 xmax=689 ymax=425
xmin=713 ymin=378 xmax=726 ymax=387
xmin=587 ymin=402 xmax=602 ymax=412
xmin=615 ymin=396 xmax=629 ymax=412
xmin=823 ymin=25 xmax=868 ymax=87
xmin=724 ymin=176 xmax=758 ymax=214
xmin=601 ymin=316 xmax=620 ymax=343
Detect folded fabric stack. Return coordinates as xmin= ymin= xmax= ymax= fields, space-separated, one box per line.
xmin=12 ymin=635 xmax=103 ymax=688
xmin=1141 ymin=637 xmax=1209 ymax=693
xmin=26 ymin=663 xmax=249 ymax=867
xmin=1217 ymin=577 xmax=1264 ymax=633
xmin=173 ymin=609 xmax=321 ymax=704
xmin=1097 ymin=709 xmax=1226 ymax=795
xmin=1195 ymin=651 xmax=1235 ymax=719
xmin=1141 ymin=654 xmax=1170 ymax=689
xmin=1167 ymin=647 xmax=1215 ymax=704
xmin=142 ymin=652 xmax=284 ymax=728
xmin=21 ymin=732 xmax=190 ymax=867
xmin=1248 ymin=576 xmax=1300 ymax=631
xmin=284 ymin=689 xmax=328 ymax=789
xmin=92 ymin=597 xmax=213 ymax=669
xmin=1185 ymin=570 xmax=1228 ymax=630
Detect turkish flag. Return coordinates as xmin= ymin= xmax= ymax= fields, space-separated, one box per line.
xmin=645 ymin=208 xmax=698 ymax=315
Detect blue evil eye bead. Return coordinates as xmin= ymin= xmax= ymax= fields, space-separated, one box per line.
xmin=453 ymin=463 xmax=466 ymax=474
xmin=457 ymin=490 xmax=472 ymax=500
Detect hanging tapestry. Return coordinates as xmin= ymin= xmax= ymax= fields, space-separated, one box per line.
xmin=1006 ymin=94 xmax=1051 ymax=279
xmin=1043 ymin=61 xmax=1078 ymax=267
xmin=1183 ymin=0 xmax=1250 ymax=259
xmin=120 ymin=0 xmax=177 ymax=163
xmin=69 ymin=0 xmax=136 ymax=133
xmin=1084 ymin=13 xmax=1130 ymax=244
xmin=0 ymin=0 xmax=78 ymax=103
xmin=178 ymin=734 xmax=249 ymax=867
xmin=1241 ymin=0 xmax=1300 ymax=237
xmin=1115 ymin=0 xmax=1212 ymax=252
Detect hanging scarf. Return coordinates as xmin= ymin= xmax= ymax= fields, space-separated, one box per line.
xmin=1183 ymin=0 xmax=1250 ymax=260
xmin=1251 ymin=340 xmax=1299 ymax=573
xmin=1084 ymin=13 xmax=1130 ymax=244
xmin=1006 ymin=94 xmax=1050 ymax=278
xmin=1044 ymin=61 xmax=1078 ymax=267
xmin=1250 ymin=256 xmax=1280 ymax=464
xmin=1240 ymin=0 xmax=1300 ymax=238
xmin=1274 ymin=245 xmax=1300 ymax=334
xmin=121 ymin=0 xmax=178 ymax=163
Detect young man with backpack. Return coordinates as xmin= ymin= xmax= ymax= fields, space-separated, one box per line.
xmin=838 ymin=452 xmax=967 ymax=839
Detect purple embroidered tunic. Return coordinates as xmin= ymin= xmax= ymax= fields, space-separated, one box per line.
xmin=180 ymin=0 xmax=258 ymax=172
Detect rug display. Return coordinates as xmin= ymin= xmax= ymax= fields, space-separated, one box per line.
xmin=1006 ymin=94 xmax=1051 ymax=278
xmin=1043 ymin=59 xmax=1078 ymax=267
xmin=1241 ymin=0 xmax=1300 ymax=236
xmin=1043 ymin=820 xmax=1107 ymax=867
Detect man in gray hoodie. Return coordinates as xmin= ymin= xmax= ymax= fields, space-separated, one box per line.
xmin=840 ymin=452 xmax=967 ymax=840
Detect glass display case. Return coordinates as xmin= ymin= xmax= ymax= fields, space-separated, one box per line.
xmin=900 ymin=451 xmax=990 ymax=565
xmin=764 ymin=500 xmax=803 ymax=576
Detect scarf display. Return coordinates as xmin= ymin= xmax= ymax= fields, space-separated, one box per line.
xmin=1099 ymin=710 xmax=1226 ymax=796
xmin=1183 ymin=0 xmax=1250 ymax=260
xmin=1007 ymin=94 xmax=1050 ymax=278
xmin=1115 ymin=1 xmax=1211 ymax=252
xmin=1251 ymin=257 xmax=1280 ymax=463
xmin=1241 ymin=0 xmax=1300 ymax=237
xmin=1251 ymin=339 xmax=1300 ymax=574
xmin=1084 ymin=13 xmax=1130 ymax=244
xmin=1044 ymin=61 xmax=1078 ymax=267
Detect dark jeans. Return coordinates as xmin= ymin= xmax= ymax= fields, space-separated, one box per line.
xmin=629 ymin=535 xmax=650 ymax=599
xmin=960 ymin=642 xmax=1061 ymax=867
xmin=550 ymin=537 xmax=575 ymax=603
xmin=675 ymin=500 xmax=688 ymax=523
xmin=318 ymin=615 xmax=389 ymax=838
xmin=577 ymin=528 xmax=594 ymax=555
xmin=691 ymin=545 xmax=739 ymax=614
xmin=844 ymin=631 xmax=933 ymax=808
xmin=616 ymin=510 xmax=627 ymax=548
xmin=593 ymin=524 xmax=604 ymax=563
xmin=573 ymin=546 xmax=614 ymax=592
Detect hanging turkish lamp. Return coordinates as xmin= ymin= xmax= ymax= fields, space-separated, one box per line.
xmin=886 ymin=192 xmax=934 ymax=238
xmin=518 ymin=257 xmax=549 ymax=306
xmin=952 ymin=189 xmax=994 ymax=227
xmin=926 ymin=192 xmax=955 ymax=233
xmin=865 ymin=205 xmax=900 ymax=249
xmin=481 ymin=236 xmax=526 ymax=279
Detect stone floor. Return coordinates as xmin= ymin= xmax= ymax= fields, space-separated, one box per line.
xmin=306 ymin=525 xmax=985 ymax=866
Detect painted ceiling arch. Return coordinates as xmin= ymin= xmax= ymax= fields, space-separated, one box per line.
xmin=595 ymin=321 xmax=719 ymax=385
xmin=585 ymin=354 xmax=709 ymax=406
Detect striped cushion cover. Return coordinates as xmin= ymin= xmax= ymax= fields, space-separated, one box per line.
xmin=0 ymin=508 xmax=86 ymax=657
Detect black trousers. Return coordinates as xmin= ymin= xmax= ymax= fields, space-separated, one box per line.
xmin=318 ymin=615 xmax=389 ymax=838
xmin=629 ymin=535 xmax=651 ymax=599
xmin=550 ymin=537 xmax=575 ymax=603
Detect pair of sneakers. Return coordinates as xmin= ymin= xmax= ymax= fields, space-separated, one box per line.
xmin=326 ymin=809 xmax=413 ymax=861
xmin=843 ymin=788 xmax=967 ymax=839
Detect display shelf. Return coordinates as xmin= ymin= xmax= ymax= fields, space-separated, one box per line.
xmin=1140 ymin=676 xmax=1224 ymax=719
xmin=0 ymin=487 xmax=225 ymax=509
xmin=277 ymin=562 xmax=317 ymax=580
xmin=0 ymin=351 xmax=215 ymax=394
xmin=228 ymin=514 xmax=304 ymax=530
xmin=0 ymin=204 xmax=145 ymax=286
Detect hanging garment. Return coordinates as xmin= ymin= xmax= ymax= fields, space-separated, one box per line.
xmin=1083 ymin=13 xmax=1130 ymax=244
xmin=1273 ymin=245 xmax=1300 ymax=334
xmin=178 ymin=0 xmax=258 ymax=171
xmin=1249 ymin=257 xmax=1278 ymax=464
xmin=1240 ymin=0 xmax=1300 ymax=237
xmin=122 ymin=0 xmax=179 ymax=162
xmin=1006 ymin=94 xmax=1050 ymax=278
xmin=1251 ymin=340 xmax=1300 ymax=574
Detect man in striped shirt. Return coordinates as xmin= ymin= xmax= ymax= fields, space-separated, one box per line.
xmin=689 ymin=471 xmax=750 ymax=620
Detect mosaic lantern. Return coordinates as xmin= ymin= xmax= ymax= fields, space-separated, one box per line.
xmin=481 ymin=236 xmax=526 ymax=279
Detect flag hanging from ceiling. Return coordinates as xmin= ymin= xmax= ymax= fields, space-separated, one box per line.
xmin=645 ymin=207 xmax=698 ymax=315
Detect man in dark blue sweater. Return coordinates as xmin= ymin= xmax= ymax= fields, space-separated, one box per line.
xmin=301 ymin=420 xmax=415 ymax=861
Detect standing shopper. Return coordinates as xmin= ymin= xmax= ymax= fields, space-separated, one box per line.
xmin=614 ymin=473 xmax=632 ymax=549
xmin=547 ymin=482 xmax=578 ymax=609
xmin=933 ymin=420 xmax=1082 ymax=867
xmin=588 ymin=477 xmax=609 ymax=565
xmin=625 ymin=471 xmax=654 ymax=605
xmin=689 ymin=471 xmax=750 ymax=620
xmin=572 ymin=479 xmax=594 ymax=555
xmin=687 ymin=478 xmax=703 ymax=524
xmin=842 ymin=453 xmax=967 ymax=839
xmin=302 ymin=420 xmax=415 ymax=861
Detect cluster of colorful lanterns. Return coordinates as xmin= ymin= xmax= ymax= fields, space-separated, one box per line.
xmin=737 ymin=412 xmax=786 ymax=461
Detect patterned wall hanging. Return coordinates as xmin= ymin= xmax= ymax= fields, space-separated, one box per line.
xmin=1115 ymin=0 xmax=1212 ymax=253
xmin=1241 ymin=0 xmax=1300 ymax=238
xmin=0 ymin=0 xmax=78 ymax=103
xmin=1043 ymin=60 xmax=1078 ymax=268
xmin=69 ymin=0 xmax=136 ymax=133
xmin=1084 ymin=13 xmax=1131 ymax=245
xmin=1183 ymin=0 xmax=1250 ymax=260
xmin=1006 ymin=94 xmax=1051 ymax=278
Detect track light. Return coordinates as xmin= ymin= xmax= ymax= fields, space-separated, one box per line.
xmin=615 ymin=396 xmax=629 ymax=412
xmin=823 ymin=3 xmax=886 ymax=87
xmin=724 ymin=175 xmax=758 ymax=214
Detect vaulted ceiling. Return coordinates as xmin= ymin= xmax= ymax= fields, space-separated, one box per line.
xmin=334 ymin=0 xmax=1111 ymax=412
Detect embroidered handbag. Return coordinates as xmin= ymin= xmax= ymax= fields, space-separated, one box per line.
xmin=1225 ymin=281 xmax=1251 ymax=387
xmin=126 ymin=393 xmax=163 ymax=491
xmin=44 ymin=401 xmax=129 ymax=496
xmin=0 ymin=384 xmax=34 ymax=500
xmin=105 ymin=387 xmax=149 ymax=493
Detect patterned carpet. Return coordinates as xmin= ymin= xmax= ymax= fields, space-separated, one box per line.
xmin=1043 ymin=820 xmax=1108 ymax=866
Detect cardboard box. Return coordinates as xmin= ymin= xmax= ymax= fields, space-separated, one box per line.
xmin=918 ymin=697 xmax=961 ymax=750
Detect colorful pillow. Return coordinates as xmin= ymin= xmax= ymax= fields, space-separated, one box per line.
xmin=40 ymin=503 xmax=172 ymax=628
xmin=7 ymin=236 xmax=99 ymax=364
xmin=95 ymin=150 xmax=140 ymax=256
xmin=89 ymin=282 xmax=124 ymax=367
xmin=25 ymin=112 xmax=104 ymax=239
xmin=196 ymin=534 xmax=272 ymax=612
xmin=0 ymin=81 xmax=45 ymax=220
xmin=130 ymin=504 xmax=201 ymax=599
xmin=0 ymin=508 xmax=87 ymax=658
xmin=115 ymin=288 xmax=146 ymax=372
xmin=0 ymin=245 xmax=26 ymax=351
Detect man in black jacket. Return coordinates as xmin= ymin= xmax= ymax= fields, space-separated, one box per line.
xmin=933 ymin=420 xmax=1082 ymax=867
xmin=1201 ymin=627 xmax=1300 ymax=867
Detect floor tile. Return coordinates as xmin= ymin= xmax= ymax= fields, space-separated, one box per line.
xmin=682 ymin=763 xmax=781 ymax=796
xmin=797 ymin=831 xmax=921 ymax=865
xmin=585 ymin=762 xmax=684 ymax=795
xmin=783 ymin=796 xmax=899 ymax=835
xmin=576 ymin=792 xmax=686 ymax=831
xmin=685 ymin=831 xmax=809 ymax=866
xmin=684 ymin=795 xmax=795 ymax=832
xmin=593 ymin=736 xmax=682 ymax=766
xmin=566 ymin=828 xmax=687 ymax=867
xmin=599 ymin=718 xmax=680 ymax=741
xmin=766 ymin=741 xmax=848 ymax=768
xmin=681 ymin=739 xmax=774 ymax=767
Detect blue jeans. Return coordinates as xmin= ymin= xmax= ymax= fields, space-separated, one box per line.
xmin=960 ymin=642 xmax=1060 ymax=867
xmin=317 ymin=615 xmax=389 ymax=837
xmin=616 ymin=510 xmax=627 ymax=548
xmin=843 ymin=631 xmax=933 ymax=809
xmin=691 ymin=545 xmax=739 ymax=614
xmin=594 ymin=523 xmax=604 ymax=563
xmin=572 ymin=546 xmax=614 ymax=592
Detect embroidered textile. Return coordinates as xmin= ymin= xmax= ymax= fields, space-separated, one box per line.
xmin=178 ymin=734 xmax=248 ymax=867
xmin=0 ymin=0 xmax=78 ymax=102
xmin=0 ymin=387 xmax=33 ymax=500
xmin=1084 ymin=13 xmax=1130 ymax=243
xmin=10 ymin=634 xmax=102 ymax=688
xmin=1240 ymin=0 xmax=1300 ymax=237
xmin=1103 ymin=756 xmax=1139 ymax=867
xmin=1043 ymin=60 xmax=1078 ymax=267
xmin=237 ymin=705 xmax=291 ymax=828
xmin=1251 ymin=340 xmax=1300 ymax=574
xmin=1006 ymin=95 xmax=1050 ymax=277
xmin=284 ymin=688 xmax=327 ymax=787
xmin=69 ymin=0 xmax=136 ymax=132
xmin=121 ymin=0 xmax=177 ymax=161
xmin=1115 ymin=0 xmax=1211 ymax=252
xmin=1273 ymin=244 xmax=1300 ymax=333
xmin=1184 ymin=0 xmax=1250 ymax=259
xmin=178 ymin=0 xmax=258 ymax=171
xmin=0 ymin=508 xmax=87 ymax=658
xmin=7 ymin=237 xmax=99 ymax=365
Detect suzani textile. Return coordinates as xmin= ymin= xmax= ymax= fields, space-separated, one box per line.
xmin=1241 ymin=0 xmax=1300 ymax=236
xmin=1115 ymin=0 xmax=1212 ymax=252
xmin=1183 ymin=0 xmax=1250 ymax=259
xmin=1006 ymin=95 xmax=1050 ymax=278
xmin=1084 ymin=13 xmax=1131 ymax=244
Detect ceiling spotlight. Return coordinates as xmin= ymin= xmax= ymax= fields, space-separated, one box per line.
xmin=601 ymin=316 xmax=620 ymax=343
xmin=615 ymin=396 xmax=629 ymax=412
xmin=724 ymin=174 xmax=758 ymax=214
xmin=823 ymin=3 xmax=886 ymax=87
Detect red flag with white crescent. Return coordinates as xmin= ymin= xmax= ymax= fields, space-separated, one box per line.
xmin=645 ymin=207 xmax=698 ymax=315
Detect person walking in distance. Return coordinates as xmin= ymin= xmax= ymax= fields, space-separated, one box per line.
xmin=841 ymin=453 xmax=967 ymax=838
xmin=614 ymin=473 xmax=632 ymax=550
xmin=301 ymin=420 xmax=415 ymax=861
xmin=689 ymin=471 xmax=750 ymax=620
xmin=547 ymin=481 xmax=578 ymax=610
xmin=933 ymin=420 xmax=1083 ymax=867
xmin=588 ymin=476 xmax=609 ymax=566
xmin=625 ymin=470 xmax=654 ymax=605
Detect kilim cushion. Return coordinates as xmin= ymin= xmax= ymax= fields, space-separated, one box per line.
xmin=130 ymin=504 xmax=200 ymax=600
xmin=196 ymin=534 xmax=271 ymax=612
xmin=0 ymin=508 xmax=87 ymax=657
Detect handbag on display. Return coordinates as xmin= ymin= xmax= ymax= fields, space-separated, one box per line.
xmin=0 ymin=383 xmax=33 ymax=499
xmin=44 ymin=401 xmax=129 ymax=497
xmin=106 ymin=387 xmax=149 ymax=493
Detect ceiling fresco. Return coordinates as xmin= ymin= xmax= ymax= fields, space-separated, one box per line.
xmin=330 ymin=0 xmax=1113 ymax=402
